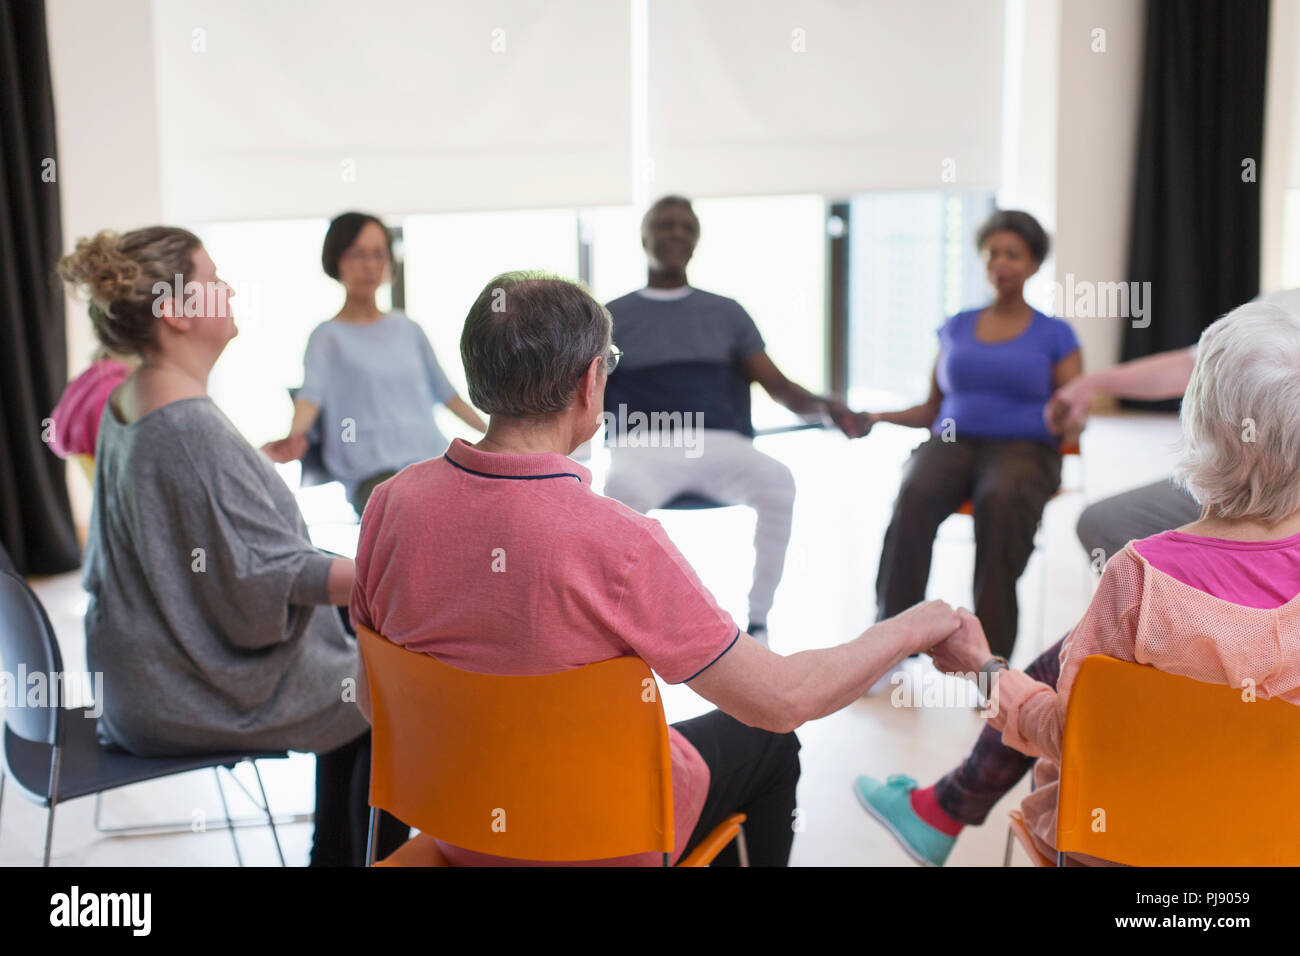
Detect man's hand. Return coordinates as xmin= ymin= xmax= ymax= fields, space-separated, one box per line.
xmin=894 ymin=599 xmax=962 ymax=654
xmin=927 ymin=608 xmax=993 ymax=674
xmin=262 ymin=433 xmax=309 ymax=463
xmin=822 ymin=397 xmax=864 ymax=438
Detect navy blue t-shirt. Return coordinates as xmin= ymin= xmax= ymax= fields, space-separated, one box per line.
xmin=604 ymin=288 xmax=766 ymax=437
xmin=933 ymin=308 xmax=1079 ymax=444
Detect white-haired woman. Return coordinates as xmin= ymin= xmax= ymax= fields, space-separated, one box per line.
xmin=858 ymin=301 xmax=1300 ymax=866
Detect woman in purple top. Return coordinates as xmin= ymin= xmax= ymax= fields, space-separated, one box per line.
xmin=857 ymin=210 xmax=1083 ymax=660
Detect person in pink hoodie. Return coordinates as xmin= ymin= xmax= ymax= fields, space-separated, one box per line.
xmin=860 ymin=300 xmax=1300 ymax=865
xmin=47 ymin=348 xmax=136 ymax=458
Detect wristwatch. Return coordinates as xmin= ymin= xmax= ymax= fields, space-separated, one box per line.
xmin=979 ymin=656 xmax=1009 ymax=700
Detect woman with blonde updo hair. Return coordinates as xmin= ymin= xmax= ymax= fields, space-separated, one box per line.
xmin=59 ymin=226 xmax=408 ymax=866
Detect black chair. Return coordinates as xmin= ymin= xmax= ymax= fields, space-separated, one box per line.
xmin=288 ymin=387 xmax=332 ymax=488
xmin=0 ymin=571 xmax=290 ymax=866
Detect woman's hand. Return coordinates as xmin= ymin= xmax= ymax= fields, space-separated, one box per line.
xmin=1045 ymin=371 xmax=1096 ymax=436
xmin=261 ymin=433 xmax=308 ymax=463
xmin=927 ymin=608 xmax=993 ymax=675
xmin=848 ymin=411 xmax=878 ymax=439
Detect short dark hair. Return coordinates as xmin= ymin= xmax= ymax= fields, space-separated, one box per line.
xmin=321 ymin=211 xmax=392 ymax=280
xmin=975 ymin=209 xmax=1050 ymax=264
xmin=641 ymin=194 xmax=699 ymax=235
xmin=461 ymin=272 xmax=612 ymax=418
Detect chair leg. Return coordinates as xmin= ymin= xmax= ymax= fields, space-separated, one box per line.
xmin=43 ymin=804 xmax=56 ymax=867
xmin=365 ymin=807 xmax=378 ymax=866
xmin=735 ymin=824 xmax=750 ymax=868
xmin=250 ymin=762 xmax=285 ymax=867
xmin=1035 ymin=529 xmax=1049 ymax=656
xmin=1002 ymin=826 xmax=1015 ymax=866
xmin=213 ymin=768 xmax=243 ymax=867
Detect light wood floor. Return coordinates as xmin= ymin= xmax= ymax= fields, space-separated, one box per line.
xmin=1 ymin=413 xmax=1184 ymax=866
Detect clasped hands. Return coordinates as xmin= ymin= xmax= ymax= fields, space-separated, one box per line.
xmin=815 ymin=397 xmax=878 ymax=439
xmin=897 ymin=599 xmax=996 ymax=678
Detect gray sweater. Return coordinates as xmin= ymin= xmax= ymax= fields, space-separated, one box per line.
xmin=83 ymin=397 xmax=367 ymax=756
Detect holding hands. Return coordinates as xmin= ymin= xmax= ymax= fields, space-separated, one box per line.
xmin=927 ymin=607 xmax=994 ymax=675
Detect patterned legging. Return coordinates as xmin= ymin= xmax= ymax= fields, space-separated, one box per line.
xmin=933 ymin=635 xmax=1065 ymax=825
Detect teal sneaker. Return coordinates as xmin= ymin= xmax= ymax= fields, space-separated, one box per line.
xmin=853 ymin=775 xmax=956 ymax=867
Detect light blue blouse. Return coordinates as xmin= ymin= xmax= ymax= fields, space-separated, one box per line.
xmin=298 ymin=312 xmax=457 ymax=494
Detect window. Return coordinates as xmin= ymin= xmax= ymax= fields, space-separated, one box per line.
xmin=847 ymin=190 xmax=996 ymax=409
xmin=586 ymin=194 xmax=828 ymax=430
xmin=196 ymin=218 xmax=379 ymax=447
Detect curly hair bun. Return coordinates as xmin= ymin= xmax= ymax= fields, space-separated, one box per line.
xmin=57 ymin=226 xmax=201 ymax=355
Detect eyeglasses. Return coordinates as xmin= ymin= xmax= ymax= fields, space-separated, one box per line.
xmin=603 ymin=345 xmax=622 ymax=375
xmin=339 ymin=248 xmax=390 ymax=264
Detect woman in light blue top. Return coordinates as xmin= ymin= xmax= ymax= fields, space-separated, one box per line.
xmin=265 ymin=212 xmax=486 ymax=513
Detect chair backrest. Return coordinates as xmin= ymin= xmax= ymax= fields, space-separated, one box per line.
xmin=358 ymin=626 xmax=674 ymax=861
xmin=1056 ymin=655 xmax=1300 ymax=866
xmin=0 ymin=571 xmax=66 ymax=746
xmin=287 ymin=387 xmax=331 ymax=487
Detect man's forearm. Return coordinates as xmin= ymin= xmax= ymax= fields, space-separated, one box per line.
xmin=1092 ymin=349 xmax=1196 ymax=402
xmin=777 ymin=618 xmax=919 ymax=729
xmin=770 ymin=380 xmax=826 ymax=416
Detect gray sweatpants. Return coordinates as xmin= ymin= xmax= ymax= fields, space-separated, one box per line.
xmin=1075 ymin=477 xmax=1201 ymax=563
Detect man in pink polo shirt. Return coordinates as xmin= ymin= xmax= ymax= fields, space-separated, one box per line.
xmin=351 ymin=271 xmax=962 ymax=866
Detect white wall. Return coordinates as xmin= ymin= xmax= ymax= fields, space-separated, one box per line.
xmin=1053 ymin=0 xmax=1144 ymax=373
xmin=1263 ymin=0 xmax=1300 ymax=293
xmin=46 ymin=0 xmax=164 ymax=524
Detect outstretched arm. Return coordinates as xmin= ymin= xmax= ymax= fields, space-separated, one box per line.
xmin=1046 ymin=347 xmax=1194 ymax=435
xmin=263 ymin=397 xmax=320 ymax=462
xmin=445 ymin=395 xmax=487 ymax=432
xmin=740 ymin=350 xmax=860 ymax=436
xmin=856 ymin=362 xmax=944 ymax=436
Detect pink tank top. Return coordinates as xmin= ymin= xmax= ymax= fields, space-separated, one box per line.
xmin=1132 ymin=529 xmax=1300 ymax=609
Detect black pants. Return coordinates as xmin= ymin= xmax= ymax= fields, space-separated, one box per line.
xmin=349 ymin=470 xmax=398 ymax=517
xmin=673 ymin=710 xmax=801 ymax=866
xmin=310 ymin=730 xmax=410 ymax=867
xmin=875 ymin=436 xmax=1061 ymax=659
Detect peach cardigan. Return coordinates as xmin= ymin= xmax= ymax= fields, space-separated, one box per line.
xmin=987 ymin=542 xmax=1300 ymax=864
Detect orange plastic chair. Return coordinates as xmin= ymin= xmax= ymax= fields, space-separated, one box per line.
xmin=1004 ymin=654 xmax=1300 ymax=866
xmin=71 ymin=454 xmax=95 ymax=487
xmin=952 ymin=441 xmax=1081 ymax=518
xmin=357 ymin=626 xmax=747 ymax=867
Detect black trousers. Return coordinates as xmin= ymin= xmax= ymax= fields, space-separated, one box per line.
xmin=673 ymin=709 xmax=801 ymax=866
xmin=875 ymin=435 xmax=1061 ymax=659
xmin=310 ymin=730 xmax=411 ymax=867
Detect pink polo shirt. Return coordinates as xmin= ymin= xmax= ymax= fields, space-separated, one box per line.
xmin=350 ymin=438 xmax=739 ymax=865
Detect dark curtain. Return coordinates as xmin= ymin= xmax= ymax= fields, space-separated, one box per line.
xmin=0 ymin=0 xmax=79 ymax=574
xmin=1122 ymin=0 xmax=1269 ymax=410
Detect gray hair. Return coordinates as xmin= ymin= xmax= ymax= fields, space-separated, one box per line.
xmin=1175 ymin=301 xmax=1300 ymax=521
xmin=460 ymin=271 xmax=611 ymax=418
